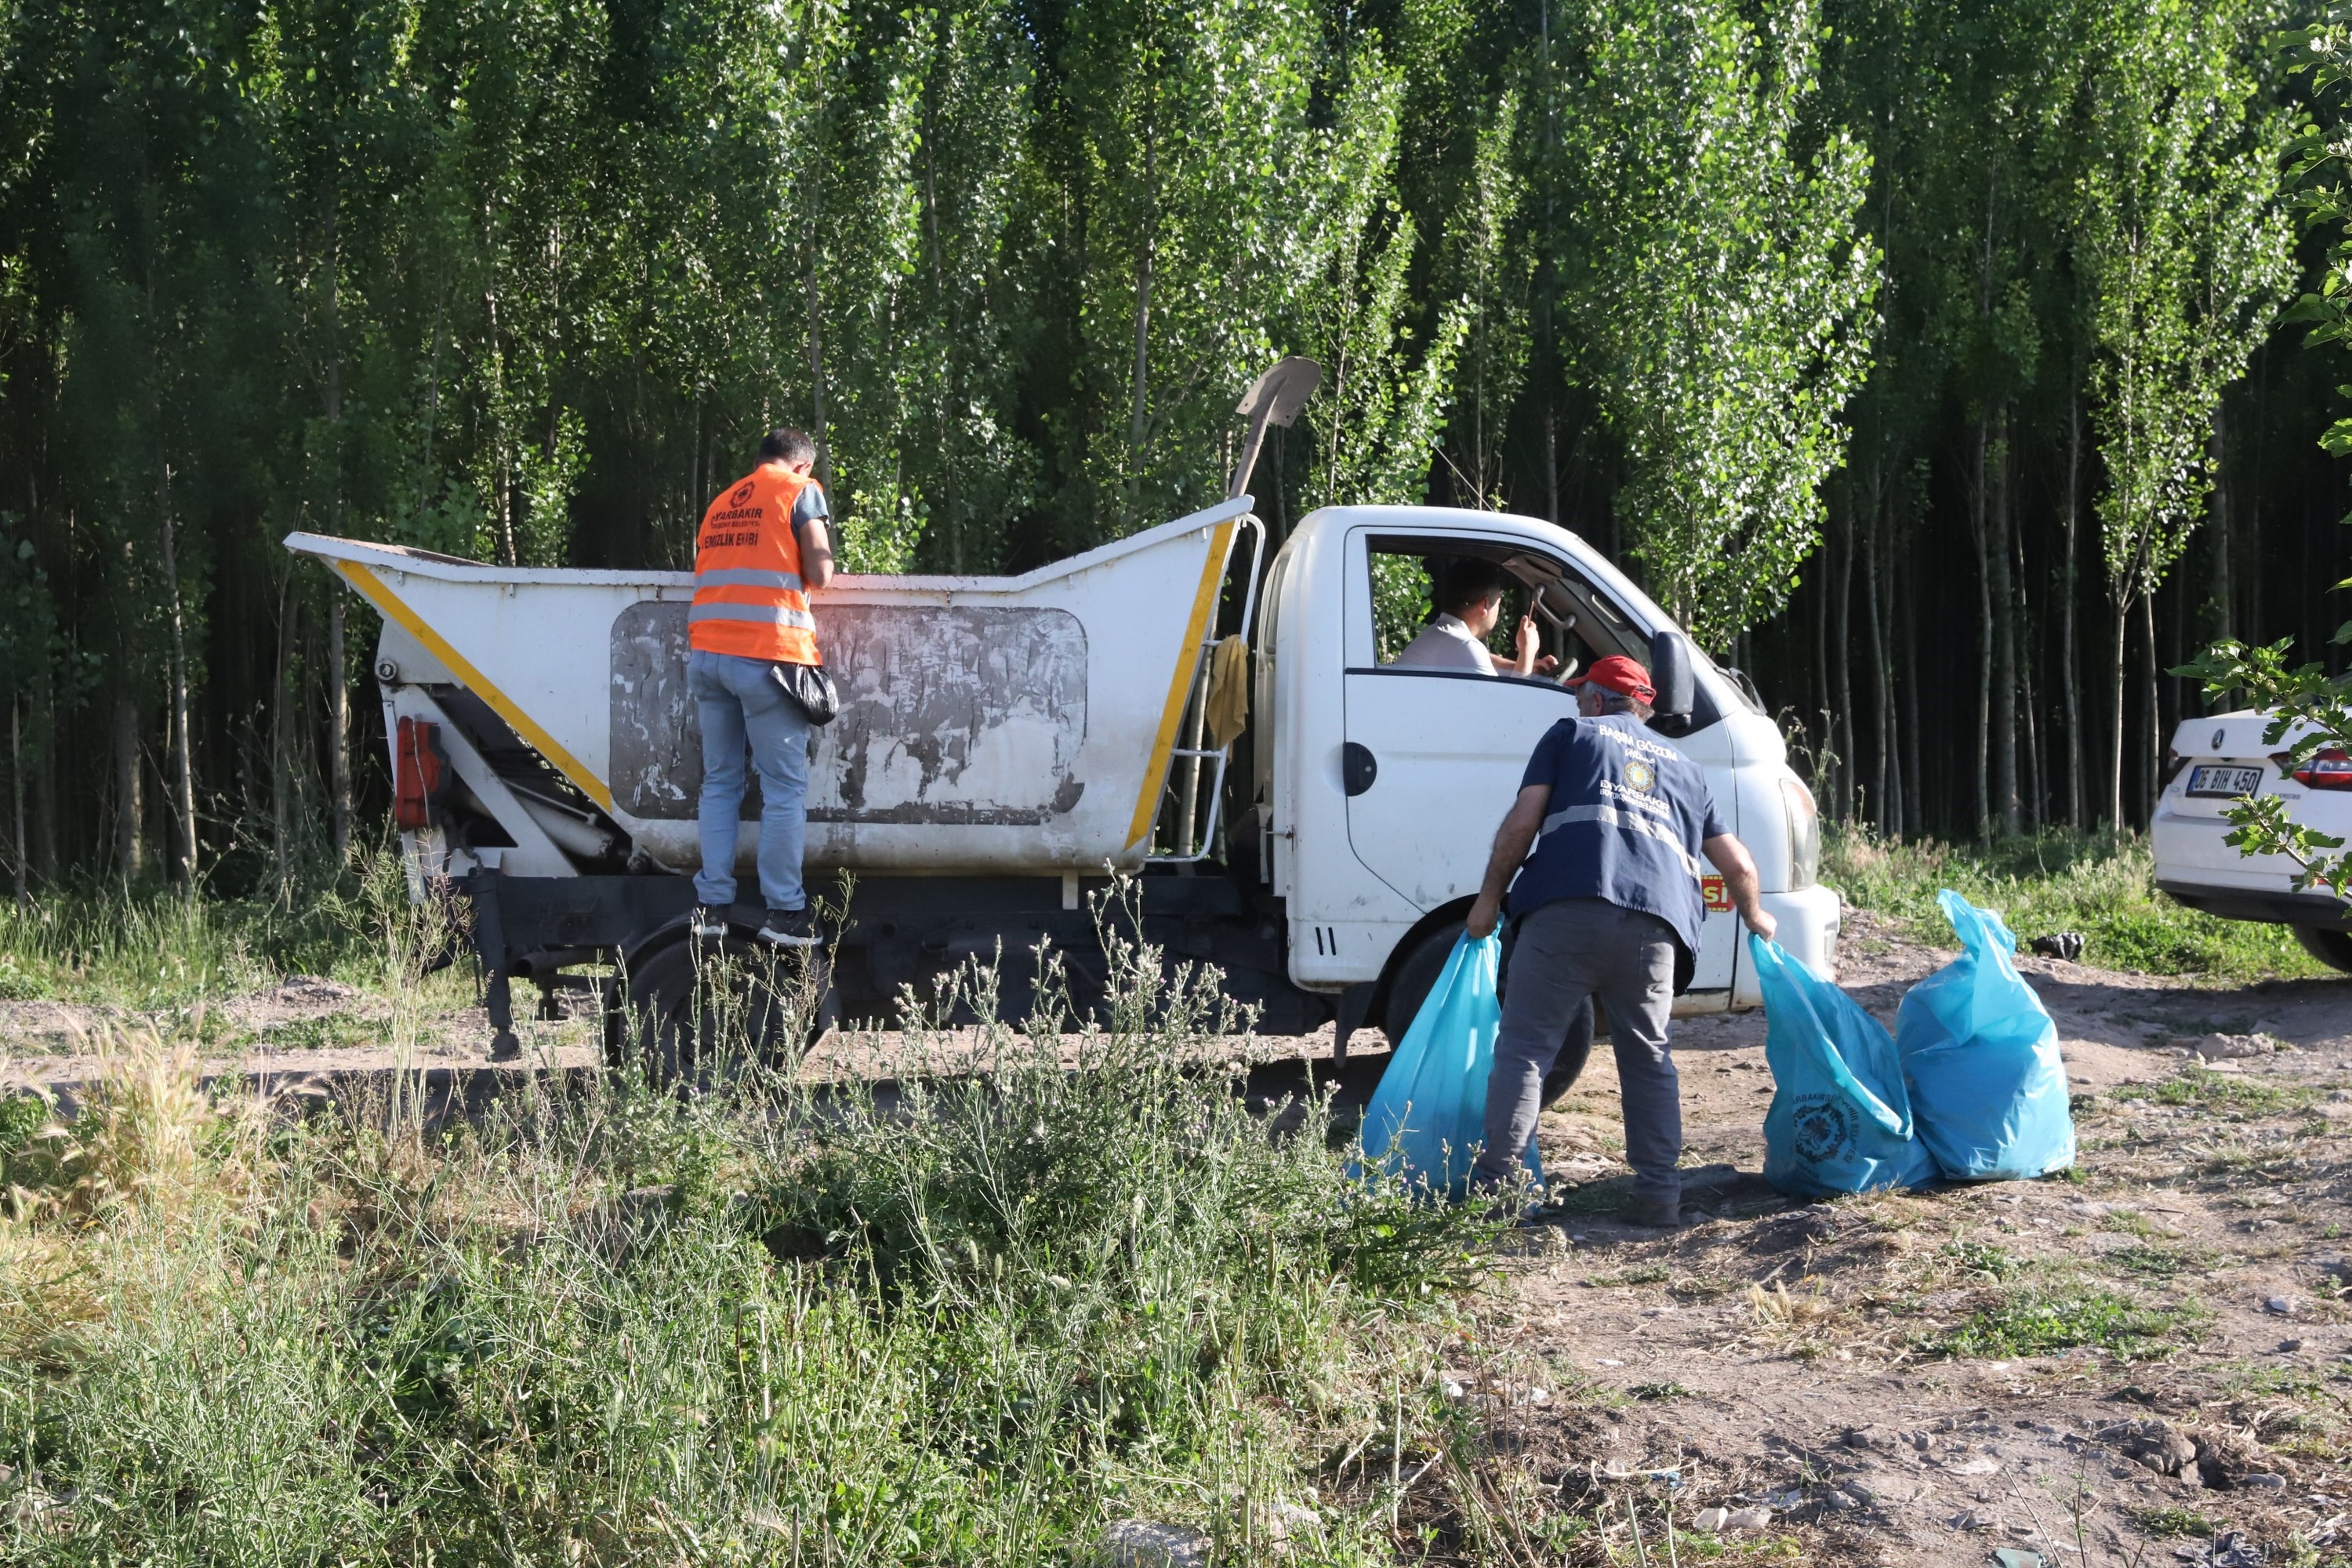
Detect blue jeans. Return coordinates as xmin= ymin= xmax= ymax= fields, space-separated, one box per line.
xmin=687 ymin=649 xmax=811 ymax=911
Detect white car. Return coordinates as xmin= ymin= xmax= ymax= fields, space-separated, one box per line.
xmin=2151 ymin=709 xmax=2352 ymax=975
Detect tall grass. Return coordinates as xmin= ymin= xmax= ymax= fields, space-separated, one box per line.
xmin=0 ymin=914 xmax=1501 ymax=1564
xmin=1824 ymin=826 xmax=2332 ymax=982
xmin=0 ymin=867 xmax=402 ymax=1010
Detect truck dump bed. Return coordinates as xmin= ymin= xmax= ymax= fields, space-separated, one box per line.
xmin=285 ymin=499 xmax=1254 ymax=877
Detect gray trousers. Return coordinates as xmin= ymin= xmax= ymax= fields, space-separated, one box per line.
xmin=1473 ymin=897 xmax=1682 ymax=1200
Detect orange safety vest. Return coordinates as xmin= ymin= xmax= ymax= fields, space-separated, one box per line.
xmin=690 ymin=463 xmax=822 ymax=665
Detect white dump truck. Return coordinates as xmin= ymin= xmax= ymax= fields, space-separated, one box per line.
xmin=286 ymin=364 xmax=1838 ymax=1073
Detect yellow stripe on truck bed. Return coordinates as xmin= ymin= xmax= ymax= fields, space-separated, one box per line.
xmin=1125 ymin=520 xmax=1236 ymax=851
xmin=333 ymin=559 xmax=618 ymax=815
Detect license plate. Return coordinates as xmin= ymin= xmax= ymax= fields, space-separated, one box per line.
xmin=2187 ymin=764 xmax=2264 ymax=798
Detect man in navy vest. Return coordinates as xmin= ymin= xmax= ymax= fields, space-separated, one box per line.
xmin=1465 ymin=655 xmax=1776 ymax=1227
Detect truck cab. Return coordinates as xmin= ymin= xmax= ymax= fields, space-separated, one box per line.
xmin=1251 ymin=506 xmax=1837 ymax=1036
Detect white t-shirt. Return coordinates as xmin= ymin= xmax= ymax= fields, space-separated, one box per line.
xmin=1389 ymin=612 xmax=1497 ymax=675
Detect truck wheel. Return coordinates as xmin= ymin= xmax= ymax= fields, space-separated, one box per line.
xmin=610 ymin=933 xmax=835 ymax=1091
xmin=2294 ymin=925 xmax=2352 ymax=976
xmin=1381 ymin=922 xmax=1595 ymax=1109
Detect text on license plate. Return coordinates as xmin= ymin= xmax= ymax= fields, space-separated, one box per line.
xmin=2187 ymin=764 xmax=2264 ymax=798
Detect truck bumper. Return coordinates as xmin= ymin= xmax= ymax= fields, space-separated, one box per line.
xmin=1733 ymin=884 xmax=1842 ymax=1007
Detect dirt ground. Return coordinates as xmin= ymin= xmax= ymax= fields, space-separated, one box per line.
xmin=1471 ymin=908 xmax=2352 ymax=1566
xmin=6 ymin=908 xmax=2352 ymax=1564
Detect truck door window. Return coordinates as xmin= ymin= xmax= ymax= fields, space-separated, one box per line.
xmin=1364 ymin=536 xmax=1647 ymax=681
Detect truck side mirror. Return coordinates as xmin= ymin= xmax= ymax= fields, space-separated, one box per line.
xmin=1649 ymin=629 xmax=1694 ymax=721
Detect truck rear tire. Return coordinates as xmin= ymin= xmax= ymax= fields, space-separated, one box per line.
xmin=609 ymin=933 xmax=836 ymax=1091
xmin=2294 ymin=924 xmax=2352 ymax=976
xmin=1381 ymin=920 xmax=1593 ymax=1110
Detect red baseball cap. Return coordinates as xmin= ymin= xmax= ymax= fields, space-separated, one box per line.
xmin=1566 ymin=654 xmax=1657 ymax=703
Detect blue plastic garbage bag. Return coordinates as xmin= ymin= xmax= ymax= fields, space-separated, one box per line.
xmin=1751 ymin=935 xmax=1937 ymax=1196
xmin=1896 ymin=890 xmax=2076 ymax=1181
xmin=1356 ymin=932 xmax=1539 ymax=1198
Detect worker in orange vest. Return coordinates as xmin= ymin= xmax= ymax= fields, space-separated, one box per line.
xmin=687 ymin=427 xmax=834 ymax=946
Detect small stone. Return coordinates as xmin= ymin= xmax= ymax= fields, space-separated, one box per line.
xmin=2189 ymin=1033 xmax=2273 ymax=1062
xmin=1095 ymin=1522 xmax=1210 ymax=1568
xmin=1722 ymin=1506 xmax=1772 ymax=1532
xmin=1945 ymin=1457 xmax=2002 ymax=1476
xmin=2239 ymin=1473 xmax=2289 ymax=1492
xmin=2267 ymin=1296 xmax=2296 ymax=1316
xmin=2279 ymin=1338 xmax=2306 ymax=1353
xmin=2098 ymin=1418 xmax=2198 ymax=1478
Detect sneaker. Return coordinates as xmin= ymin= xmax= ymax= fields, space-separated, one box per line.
xmin=687 ymin=906 xmax=729 ymax=938
xmin=1621 ymin=1191 xmax=1682 ymax=1229
xmin=757 ymin=907 xmax=821 ymax=948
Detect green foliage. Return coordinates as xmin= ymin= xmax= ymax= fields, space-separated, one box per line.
xmin=1941 ymin=1239 xmax=2024 ymax=1280
xmin=2079 ymin=0 xmax=2296 ymax=628
xmin=1554 ymin=0 xmax=1878 ymax=650
xmin=1824 ymin=824 xmax=2333 ymax=979
xmin=2132 ymin=1505 xmax=2219 ymax=1539
xmin=0 ymin=940 xmax=1498 ymax=1560
xmin=1932 ymin=1282 xmax=2204 ymax=1359
xmin=2115 ymin=1065 xmax=2320 ymax=1115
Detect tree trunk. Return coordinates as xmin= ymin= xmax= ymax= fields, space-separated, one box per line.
xmin=2107 ymin=600 xmax=2129 ymax=829
xmin=1127 ymin=128 xmax=1158 ymax=517
xmin=2210 ymin=400 xmax=2231 ymax=644
xmin=1833 ymin=506 xmax=1855 ymax=820
xmin=271 ymin=579 xmax=299 ymax=891
xmin=2013 ymin=519 xmax=2041 ymax=831
xmin=1864 ymin=507 xmax=1897 ymax=837
xmin=328 ymin=594 xmax=352 ymax=864
xmin=114 ymin=693 xmax=142 ymax=881
xmin=10 ymin=699 xmax=26 ymax=908
xmin=158 ymin=463 xmax=197 ymax=889
xmin=2062 ymin=390 xmax=2085 ymax=829
xmin=32 ymin=657 xmax=56 ymax=880
xmin=805 ymin=205 xmax=833 ymax=496
xmin=1900 ymin=536 xmax=1924 ymax=831
xmin=1969 ymin=413 xmax=1994 ymax=837
xmin=2140 ymin=593 xmax=2161 ymax=827
xmin=1989 ymin=415 xmax=2020 ymax=837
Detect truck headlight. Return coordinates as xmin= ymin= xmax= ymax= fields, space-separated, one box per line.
xmin=1780 ymin=777 xmax=1819 ymax=891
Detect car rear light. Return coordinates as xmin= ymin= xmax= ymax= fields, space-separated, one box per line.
xmin=1780 ymin=776 xmax=1819 ymax=890
xmin=2292 ymin=746 xmax=2352 ymax=790
xmin=394 ymin=717 xmax=451 ymax=829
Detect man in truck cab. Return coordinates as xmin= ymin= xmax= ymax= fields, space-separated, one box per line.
xmin=1464 ymin=655 xmax=1776 ymax=1228
xmin=1390 ymin=558 xmax=1559 ymax=678
xmin=686 ymin=427 xmax=836 ymax=948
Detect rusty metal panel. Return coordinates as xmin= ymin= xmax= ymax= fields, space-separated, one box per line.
xmin=608 ymin=602 xmax=1088 ymax=825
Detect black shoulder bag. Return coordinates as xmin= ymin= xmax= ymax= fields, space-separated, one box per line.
xmin=772 ymin=660 xmax=840 ymax=727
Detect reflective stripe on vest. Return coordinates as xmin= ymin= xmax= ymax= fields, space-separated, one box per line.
xmin=1540 ymin=801 xmax=1704 ymax=877
xmin=695 ymin=567 xmax=805 ymax=593
xmin=690 ymin=464 xmax=821 ymax=664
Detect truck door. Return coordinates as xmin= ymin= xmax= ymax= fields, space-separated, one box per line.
xmin=1338 ymin=528 xmax=1739 ymax=998
xmin=1340 ymin=531 xmax=1582 ymax=912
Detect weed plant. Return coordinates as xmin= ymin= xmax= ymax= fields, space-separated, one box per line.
xmin=1824 ymin=825 xmax=2329 ymax=981
xmin=0 ymin=852 xmax=407 ymax=1010
xmin=0 ymin=902 xmax=1501 ymax=1564
xmin=1929 ymin=1281 xmax=2205 ymax=1361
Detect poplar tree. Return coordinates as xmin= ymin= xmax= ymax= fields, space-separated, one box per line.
xmin=2074 ymin=0 xmax=2292 ymax=826
xmin=1555 ymin=0 xmax=1878 ymax=652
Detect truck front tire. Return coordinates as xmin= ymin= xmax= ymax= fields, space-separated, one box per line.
xmin=1381 ymin=920 xmax=1594 ymax=1109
